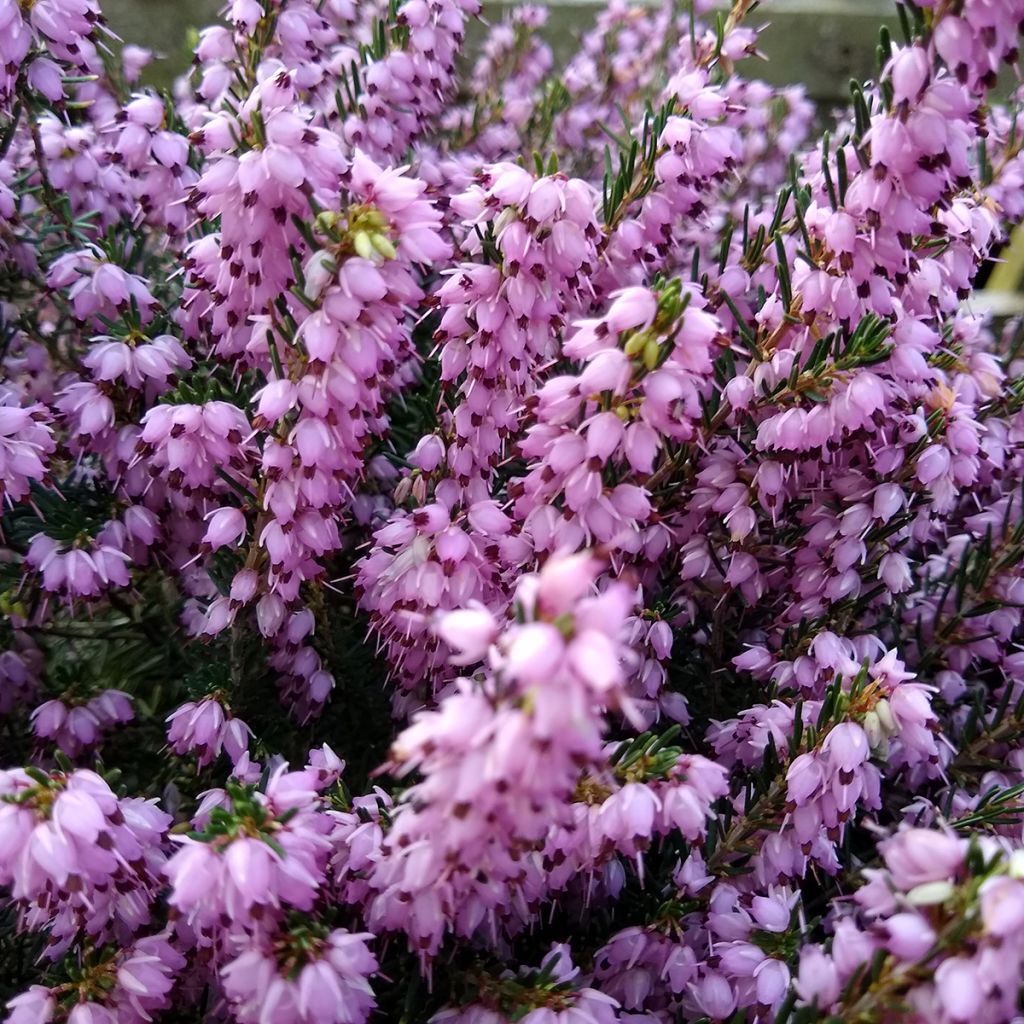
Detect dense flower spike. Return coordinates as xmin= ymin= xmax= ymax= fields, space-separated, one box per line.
xmin=4 ymin=0 xmax=1024 ymax=1019
xmin=513 ymin=279 xmax=721 ymax=558
xmin=221 ymin=927 xmax=377 ymax=1024
xmin=795 ymin=830 xmax=1024 ymax=1023
xmin=355 ymin=494 xmax=510 ymax=704
xmin=0 ymin=388 xmax=55 ymax=506
xmin=0 ymin=768 xmax=169 ymax=957
xmin=435 ymin=163 xmax=601 ymax=492
xmin=164 ymin=763 xmax=333 ymax=946
xmin=364 ymin=554 xmax=638 ymax=956
xmin=337 ymin=0 xmax=483 ymax=159
xmin=0 ymin=0 xmax=106 ymax=108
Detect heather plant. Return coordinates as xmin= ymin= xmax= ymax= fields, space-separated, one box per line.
xmin=2 ymin=0 xmax=1024 ymax=1020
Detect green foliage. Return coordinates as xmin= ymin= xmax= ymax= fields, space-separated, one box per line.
xmin=601 ymin=99 xmax=675 ymax=228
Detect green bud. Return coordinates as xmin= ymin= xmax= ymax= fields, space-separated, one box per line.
xmin=0 ymin=591 xmax=26 ymax=618
xmin=657 ymin=282 xmax=682 ymax=315
xmin=874 ymin=697 xmax=897 ymax=735
xmin=353 ymin=230 xmax=374 ymax=260
xmin=552 ymin=612 xmax=575 ymax=638
xmin=315 ymin=211 xmax=339 ymax=233
xmin=642 ymin=337 xmax=661 ymax=370
xmin=623 ymin=330 xmax=648 ymax=358
xmin=862 ymin=710 xmax=883 ymax=750
xmin=371 ymin=232 xmax=397 ymax=260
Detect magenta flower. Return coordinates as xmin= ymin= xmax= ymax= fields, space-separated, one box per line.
xmin=166 ymin=697 xmax=251 ymax=767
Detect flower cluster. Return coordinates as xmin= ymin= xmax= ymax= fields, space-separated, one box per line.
xmin=0 ymin=390 xmax=54 ymax=505
xmin=166 ymin=697 xmax=250 ymax=768
xmin=32 ymin=689 xmax=133 ymax=757
xmin=0 ymin=768 xmax=169 ymax=958
xmin=797 ymin=829 xmax=1024 ymax=1024
xmin=164 ymin=765 xmax=334 ymax=947
xmin=3 ymin=0 xmax=1024 ymax=1021
xmin=364 ymin=554 xmax=637 ymax=956
xmin=6 ymin=934 xmax=184 ymax=1024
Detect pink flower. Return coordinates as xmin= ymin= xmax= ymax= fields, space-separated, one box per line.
xmin=934 ymin=957 xmax=983 ymax=1022
xmin=202 ymin=507 xmax=248 ymax=551
xmin=435 ymin=606 xmax=498 ymax=665
xmin=221 ymin=930 xmax=377 ymax=1024
xmin=166 ymin=698 xmax=251 ymax=767
xmin=3 ymin=987 xmax=55 ymax=1024
xmin=880 ymin=829 xmax=965 ymax=891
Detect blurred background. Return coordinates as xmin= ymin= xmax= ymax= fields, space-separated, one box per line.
xmin=102 ymin=0 xmax=894 ymax=102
